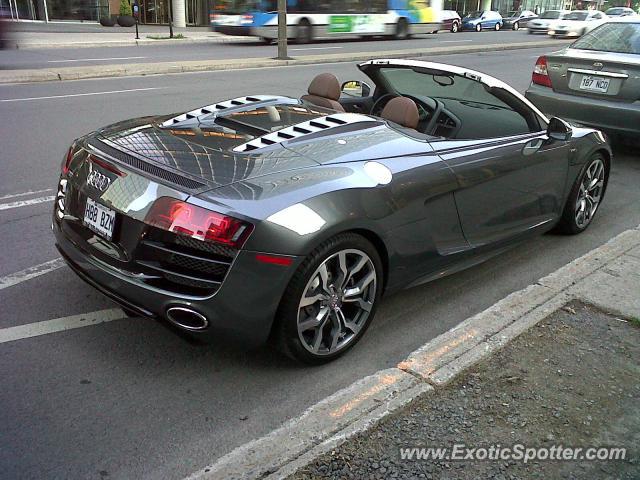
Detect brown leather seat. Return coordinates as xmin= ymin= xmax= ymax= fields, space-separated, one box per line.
xmin=380 ymin=97 xmax=419 ymax=130
xmin=301 ymin=73 xmax=345 ymax=112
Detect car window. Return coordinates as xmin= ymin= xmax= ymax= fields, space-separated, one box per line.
xmin=564 ymin=12 xmax=589 ymax=21
xmin=540 ymin=11 xmax=561 ymax=19
xmin=592 ymin=13 xmax=602 ymax=19
xmin=572 ymin=22 xmax=640 ymax=54
xmin=377 ymin=67 xmax=537 ymax=139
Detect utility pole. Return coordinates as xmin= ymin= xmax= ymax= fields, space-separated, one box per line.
xmin=276 ymin=0 xmax=289 ymax=60
xmin=168 ymin=0 xmax=174 ymax=38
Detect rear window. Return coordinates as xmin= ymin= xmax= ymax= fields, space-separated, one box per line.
xmin=572 ymin=22 xmax=640 ymax=55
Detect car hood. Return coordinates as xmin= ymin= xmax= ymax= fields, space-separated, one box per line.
xmin=86 ymin=97 xmax=432 ymax=191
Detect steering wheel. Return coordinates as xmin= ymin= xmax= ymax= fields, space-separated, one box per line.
xmin=370 ymin=93 xmax=442 ymax=134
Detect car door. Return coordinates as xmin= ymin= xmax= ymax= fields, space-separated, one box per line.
xmin=432 ymin=92 xmax=570 ymax=248
xmin=437 ymin=134 xmax=569 ymax=247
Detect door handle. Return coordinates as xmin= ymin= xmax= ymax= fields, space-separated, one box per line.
xmin=522 ymin=138 xmax=543 ymax=156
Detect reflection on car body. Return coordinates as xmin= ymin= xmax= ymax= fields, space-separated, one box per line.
xmin=54 ymin=59 xmax=612 ymax=363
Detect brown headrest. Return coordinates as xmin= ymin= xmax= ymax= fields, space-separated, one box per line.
xmin=307 ymin=73 xmax=341 ymax=101
xmin=380 ymin=97 xmax=419 ymax=130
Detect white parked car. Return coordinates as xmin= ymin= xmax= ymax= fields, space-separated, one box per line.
xmin=549 ymin=10 xmax=608 ymax=38
xmin=527 ymin=9 xmax=571 ymax=34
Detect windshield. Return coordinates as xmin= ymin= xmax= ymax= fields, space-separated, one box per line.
xmin=563 ymin=12 xmax=588 ymax=21
xmin=540 ymin=10 xmax=561 ymax=19
xmin=375 ymin=66 xmax=538 ymax=139
xmin=465 ymin=11 xmax=482 ymax=19
xmin=213 ymin=0 xmax=261 ymax=14
xmin=572 ymin=22 xmax=640 ymax=54
xmin=506 ymin=11 xmax=518 ymax=17
xmin=605 ymin=8 xmax=626 ymax=15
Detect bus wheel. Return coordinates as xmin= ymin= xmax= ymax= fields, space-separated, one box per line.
xmin=395 ymin=18 xmax=409 ymax=39
xmin=296 ymin=19 xmax=313 ymax=44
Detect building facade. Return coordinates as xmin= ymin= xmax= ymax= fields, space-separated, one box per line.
xmin=1 ymin=0 xmax=210 ymax=25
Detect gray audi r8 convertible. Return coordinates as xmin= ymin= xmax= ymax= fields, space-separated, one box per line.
xmin=53 ymin=59 xmax=611 ymax=363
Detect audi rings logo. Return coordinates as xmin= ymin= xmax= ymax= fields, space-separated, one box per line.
xmin=87 ymin=170 xmax=111 ymax=192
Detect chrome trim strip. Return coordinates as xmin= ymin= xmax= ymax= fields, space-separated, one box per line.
xmin=567 ymin=68 xmax=629 ymax=79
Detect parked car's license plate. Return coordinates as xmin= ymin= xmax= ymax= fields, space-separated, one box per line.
xmin=83 ymin=197 xmax=116 ymax=240
xmin=579 ymin=75 xmax=610 ymax=93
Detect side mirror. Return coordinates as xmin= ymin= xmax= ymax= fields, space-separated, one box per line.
xmin=547 ymin=117 xmax=572 ymax=141
xmin=341 ymin=80 xmax=372 ymax=98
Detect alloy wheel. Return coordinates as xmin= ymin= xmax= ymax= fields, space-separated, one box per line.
xmin=513 ymin=21 xmax=519 ymax=30
xmin=296 ymin=249 xmax=377 ymax=356
xmin=575 ymin=158 xmax=605 ymax=229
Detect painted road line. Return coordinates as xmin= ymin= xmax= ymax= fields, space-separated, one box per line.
xmin=47 ymin=56 xmax=147 ymax=63
xmin=0 ymin=195 xmax=55 ymax=211
xmin=440 ymin=40 xmax=474 ymax=43
xmin=0 ymin=309 xmax=125 ymax=344
xmin=0 ymin=188 xmax=54 ymax=201
xmin=0 ymin=258 xmax=65 ymax=291
xmin=290 ymin=46 xmax=344 ymax=51
xmin=0 ymin=87 xmax=166 ymax=103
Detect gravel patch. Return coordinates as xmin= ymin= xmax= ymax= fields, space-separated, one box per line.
xmin=291 ymin=301 xmax=640 ymax=479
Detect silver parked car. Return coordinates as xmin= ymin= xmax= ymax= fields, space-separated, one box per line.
xmin=527 ymin=9 xmax=570 ymax=34
xmin=549 ymin=10 xmax=607 ymax=38
xmin=525 ymin=18 xmax=640 ymax=138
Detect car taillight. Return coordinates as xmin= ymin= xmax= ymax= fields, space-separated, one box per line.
xmin=144 ymin=197 xmax=253 ymax=248
xmin=61 ymin=145 xmax=74 ymax=175
xmin=532 ymin=56 xmax=553 ymax=88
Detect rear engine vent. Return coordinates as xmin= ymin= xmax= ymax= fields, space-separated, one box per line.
xmin=161 ymin=95 xmax=283 ymax=128
xmin=233 ymin=113 xmax=377 ymax=153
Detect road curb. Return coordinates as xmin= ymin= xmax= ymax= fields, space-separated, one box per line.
xmin=0 ymin=39 xmax=564 ymax=84
xmin=185 ymin=224 xmax=640 ymax=480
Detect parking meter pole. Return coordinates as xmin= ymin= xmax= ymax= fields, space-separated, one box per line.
xmin=133 ymin=2 xmax=140 ymax=39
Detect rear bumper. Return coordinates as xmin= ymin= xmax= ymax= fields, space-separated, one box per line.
xmin=525 ymin=83 xmax=640 ymax=135
xmin=54 ymin=217 xmax=300 ymax=345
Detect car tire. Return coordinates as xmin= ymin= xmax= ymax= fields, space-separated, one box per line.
xmin=395 ymin=18 xmax=410 ymax=39
xmin=451 ymin=21 xmax=459 ymax=33
xmin=296 ymin=19 xmax=313 ymax=44
xmin=273 ymin=232 xmax=383 ymax=364
xmin=495 ymin=22 xmax=501 ymax=31
xmin=475 ymin=23 xmax=482 ymax=32
xmin=513 ymin=21 xmax=519 ymax=30
xmin=555 ymin=153 xmax=609 ymax=235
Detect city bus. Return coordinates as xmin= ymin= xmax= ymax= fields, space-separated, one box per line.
xmin=210 ymin=0 xmax=442 ymax=43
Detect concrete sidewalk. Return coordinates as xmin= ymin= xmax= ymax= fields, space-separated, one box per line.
xmin=3 ymin=29 xmax=253 ymax=50
xmin=185 ymin=225 xmax=640 ymax=480
xmin=0 ymin=38 xmax=563 ymax=83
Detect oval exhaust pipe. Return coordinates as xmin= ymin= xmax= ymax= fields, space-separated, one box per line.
xmin=166 ymin=307 xmax=209 ymax=331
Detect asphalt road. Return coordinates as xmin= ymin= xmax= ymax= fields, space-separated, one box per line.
xmin=1 ymin=47 xmax=639 ymax=480
xmin=0 ymin=29 xmax=564 ymax=70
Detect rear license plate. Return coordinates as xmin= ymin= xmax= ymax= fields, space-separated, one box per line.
xmin=83 ymin=197 xmax=116 ymax=240
xmin=579 ymin=75 xmax=610 ymax=93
